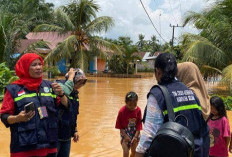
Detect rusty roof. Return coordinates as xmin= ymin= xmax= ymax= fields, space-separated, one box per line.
xmin=26 ymin=32 xmax=72 ymax=49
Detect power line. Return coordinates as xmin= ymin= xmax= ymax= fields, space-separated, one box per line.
xmin=153 ymin=0 xmax=164 ymax=44
xmin=140 ymin=0 xmax=167 ymax=43
xmin=170 ymin=24 xmax=183 ymax=52
xmin=153 ymin=0 xmax=173 ymax=42
xmin=153 ymin=0 xmax=172 ymax=37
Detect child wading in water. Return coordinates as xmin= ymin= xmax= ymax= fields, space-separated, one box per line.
xmin=208 ymin=96 xmax=231 ymax=157
xmin=115 ymin=91 xmax=142 ymax=157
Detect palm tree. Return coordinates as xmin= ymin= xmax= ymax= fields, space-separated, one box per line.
xmin=118 ymin=36 xmax=133 ymax=46
xmin=34 ymin=0 xmax=120 ymax=71
xmin=0 ymin=0 xmax=55 ymax=30
xmin=182 ymin=0 xmax=232 ymax=80
xmin=121 ymin=44 xmax=141 ymax=75
xmin=136 ymin=34 xmax=146 ymax=51
xmin=0 ymin=9 xmax=28 ymax=67
xmin=148 ymin=35 xmax=160 ymax=53
xmin=0 ymin=0 xmax=54 ymax=68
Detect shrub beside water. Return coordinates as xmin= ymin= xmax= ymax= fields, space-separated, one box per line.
xmin=108 ymin=54 xmax=134 ymax=74
xmin=43 ymin=65 xmax=61 ymax=78
xmin=0 ymin=62 xmax=18 ymax=100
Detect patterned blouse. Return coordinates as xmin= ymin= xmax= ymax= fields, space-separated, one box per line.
xmin=136 ymin=94 xmax=164 ymax=153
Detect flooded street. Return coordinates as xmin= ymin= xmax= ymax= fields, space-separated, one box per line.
xmin=0 ymin=76 xmax=157 ymax=157
xmin=70 ymin=76 xmax=156 ymax=157
xmin=1 ymin=76 xmax=232 ymax=157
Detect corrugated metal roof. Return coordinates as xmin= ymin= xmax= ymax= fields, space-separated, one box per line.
xmin=26 ymin=32 xmax=72 ymax=49
xmin=16 ymin=39 xmax=41 ymax=53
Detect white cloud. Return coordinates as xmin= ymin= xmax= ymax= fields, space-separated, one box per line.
xmin=45 ymin=0 xmax=210 ymax=44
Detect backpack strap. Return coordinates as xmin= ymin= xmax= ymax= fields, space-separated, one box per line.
xmin=142 ymin=85 xmax=175 ymax=123
xmin=142 ymin=106 xmax=147 ymax=123
xmin=158 ymin=85 xmax=175 ymax=122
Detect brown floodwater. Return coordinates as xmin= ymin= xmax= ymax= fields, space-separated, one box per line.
xmin=69 ymin=77 xmax=156 ymax=157
xmin=0 ymin=76 xmax=156 ymax=157
xmin=0 ymin=76 xmax=232 ymax=157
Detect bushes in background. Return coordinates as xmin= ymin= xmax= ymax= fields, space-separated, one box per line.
xmin=0 ymin=62 xmax=18 ymax=100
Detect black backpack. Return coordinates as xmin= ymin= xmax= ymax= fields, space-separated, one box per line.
xmin=144 ymin=85 xmax=195 ymax=157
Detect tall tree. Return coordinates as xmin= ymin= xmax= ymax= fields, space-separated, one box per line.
xmin=118 ymin=36 xmax=133 ymax=46
xmin=182 ymin=0 xmax=232 ymax=78
xmin=121 ymin=44 xmax=141 ymax=75
xmin=34 ymin=0 xmax=120 ymax=70
xmin=136 ymin=34 xmax=146 ymax=51
xmin=148 ymin=35 xmax=160 ymax=53
xmin=0 ymin=0 xmax=54 ymax=68
xmin=0 ymin=0 xmax=54 ymax=33
xmin=0 ymin=9 xmax=28 ymax=67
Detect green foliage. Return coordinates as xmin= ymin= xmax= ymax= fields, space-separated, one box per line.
xmin=0 ymin=0 xmax=55 ymax=68
xmin=0 ymin=0 xmax=55 ymax=30
xmin=149 ymin=35 xmax=160 ymax=53
xmin=43 ymin=65 xmax=61 ymax=78
xmin=108 ymin=54 xmax=134 ymax=74
xmin=35 ymin=0 xmax=118 ymax=71
xmin=137 ymin=68 xmax=154 ymax=72
xmin=182 ymin=0 xmax=232 ymax=83
xmin=136 ymin=34 xmax=146 ymax=51
xmin=211 ymin=95 xmax=232 ymax=111
xmin=0 ymin=62 xmax=18 ymax=100
xmin=136 ymin=34 xmax=161 ymax=52
xmin=172 ymin=45 xmax=183 ymax=61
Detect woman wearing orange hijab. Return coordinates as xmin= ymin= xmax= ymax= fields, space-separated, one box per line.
xmin=0 ymin=52 xmax=68 ymax=157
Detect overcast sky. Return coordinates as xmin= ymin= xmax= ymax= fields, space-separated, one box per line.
xmin=45 ymin=0 xmax=211 ymax=44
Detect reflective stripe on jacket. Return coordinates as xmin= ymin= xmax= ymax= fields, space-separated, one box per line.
xmin=6 ymin=80 xmax=58 ymax=153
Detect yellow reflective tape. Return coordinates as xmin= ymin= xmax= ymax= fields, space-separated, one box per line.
xmin=14 ymin=93 xmax=37 ymax=102
xmin=14 ymin=93 xmax=56 ymax=102
xmin=41 ymin=93 xmax=57 ymax=98
xmin=68 ymin=96 xmax=79 ymax=101
xmin=163 ymin=104 xmax=202 ymax=115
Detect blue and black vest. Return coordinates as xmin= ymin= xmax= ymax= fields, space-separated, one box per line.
xmin=6 ymin=80 xmax=58 ymax=153
xmin=148 ymin=79 xmax=208 ymax=137
xmin=57 ymin=80 xmax=79 ymax=140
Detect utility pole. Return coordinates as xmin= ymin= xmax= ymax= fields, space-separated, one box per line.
xmin=170 ymin=24 xmax=183 ymax=53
